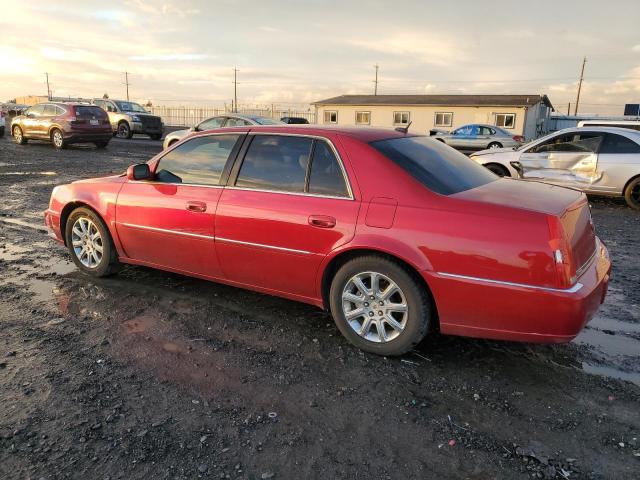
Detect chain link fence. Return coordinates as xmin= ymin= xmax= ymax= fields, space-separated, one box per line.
xmin=149 ymin=106 xmax=316 ymax=127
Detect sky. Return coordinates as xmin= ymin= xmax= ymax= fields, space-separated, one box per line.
xmin=1 ymin=0 xmax=639 ymax=115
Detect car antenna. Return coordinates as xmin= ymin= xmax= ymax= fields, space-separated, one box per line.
xmin=395 ymin=121 xmax=412 ymax=134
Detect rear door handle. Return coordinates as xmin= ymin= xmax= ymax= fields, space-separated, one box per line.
xmin=308 ymin=215 xmax=336 ymax=228
xmin=186 ymin=201 xmax=207 ymax=213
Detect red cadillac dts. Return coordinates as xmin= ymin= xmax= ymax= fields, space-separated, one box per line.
xmin=44 ymin=126 xmax=611 ymax=355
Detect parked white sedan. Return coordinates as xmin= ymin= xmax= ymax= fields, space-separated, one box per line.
xmin=469 ymin=127 xmax=640 ymax=209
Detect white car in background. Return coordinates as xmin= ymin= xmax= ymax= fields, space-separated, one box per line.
xmin=469 ymin=126 xmax=640 ymax=209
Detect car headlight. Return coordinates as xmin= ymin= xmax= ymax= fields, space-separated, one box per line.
xmin=131 ymin=115 xmax=140 ymax=122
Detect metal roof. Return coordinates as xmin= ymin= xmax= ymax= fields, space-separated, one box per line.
xmin=313 ymin=94 xmax=554 ymax=109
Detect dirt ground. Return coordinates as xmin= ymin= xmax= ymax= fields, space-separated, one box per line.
xmin=0 ymin=133 xmax=638 ymax=480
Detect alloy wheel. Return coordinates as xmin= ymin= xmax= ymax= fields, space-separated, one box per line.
xmin=53 ymin=130 xmax=63 ymax=148
xmin=71 ymin=217 xmax=104 ymax=268
xmin=117 ymin=123 xmax=129 ymax=138
xmin=13 ymin=127 xmax=22 ymax=143
xmin=342 ymin=271 xmax=408 ymax=343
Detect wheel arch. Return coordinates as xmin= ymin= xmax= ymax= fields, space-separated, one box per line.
xmin=60 ymin=201 xmax=115 ymax=249
xmin=483 ymin=162 xmax=511 ymax=177
xmin=319 ymin=247 xmax=439 ymax=330
xmin=623 ymin=173 xmax=640 ymax=196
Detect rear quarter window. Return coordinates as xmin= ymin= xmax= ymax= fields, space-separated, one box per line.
xmin=370 ymin=136 xmax=497 ymax=195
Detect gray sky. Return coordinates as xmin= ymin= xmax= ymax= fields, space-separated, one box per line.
xmin=1 ymin=0 xmax=639 ymax=114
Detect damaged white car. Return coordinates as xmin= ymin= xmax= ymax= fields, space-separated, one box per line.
xmin=470 ymin=127 xmax=640 ymax=209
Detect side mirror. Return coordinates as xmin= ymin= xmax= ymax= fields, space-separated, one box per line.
xmin=126 ymin=163 xmax=152 ymax=181
xmin=189 ymin=125 xmax=197 ymax=132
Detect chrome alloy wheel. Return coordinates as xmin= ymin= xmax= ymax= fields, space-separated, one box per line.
xmin=13 ymin=126 xmax=22 ymax=142
xmin=71 ymin=217 xmax=103 ymax=268
xmin=342 ymin=271 xmax=408 ymax=343
xmin=52 ymin=130 xmax=64 ymax=148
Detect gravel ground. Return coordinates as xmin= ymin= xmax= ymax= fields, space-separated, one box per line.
xmin=0 ymin=134 xmax=638 ymax=480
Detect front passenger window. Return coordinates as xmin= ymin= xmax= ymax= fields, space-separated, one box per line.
xmin=155 ymin=135 xmax=240 ymax=186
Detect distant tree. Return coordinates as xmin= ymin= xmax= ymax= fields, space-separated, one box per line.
xmin=102 ymin=93 xmax=109 ymax=99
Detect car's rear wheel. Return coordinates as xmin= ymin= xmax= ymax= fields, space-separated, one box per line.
xmin=65 ymin=207 xmax=119 ymax=277
xmin=94 ymin=141 xmax=109 ymax=149
xmin=0 ymin=126 xmax=4 ymax=137
xmin=488 ymin=142 xmax=503 ymax=149
xmin=13 ymin=125 xmax=27 ymax=144
xmin=485 ymin=163 xmax=510 ymax=177
xmin=329 ymin=256 xmax=432 ymax=356
xmin=116 ymin=121 xmax=133 ymax=139
xmin=624 ymin=176 xmax=640 ymax=210
xmin=50 ymin=128 xmax=66 ymax=149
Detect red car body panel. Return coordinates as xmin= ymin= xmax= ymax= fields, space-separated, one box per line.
xmin=44 ymin=126 xmax=611 ymax=344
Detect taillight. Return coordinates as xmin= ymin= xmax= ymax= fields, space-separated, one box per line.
xmin=547 ymin=216 xmax=576 ymax=288
xmin=512 ymin=135 xmax=524 ymax=142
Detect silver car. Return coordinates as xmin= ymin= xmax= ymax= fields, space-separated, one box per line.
xmin=433 ymin=123 xmax=523 ymax=150
xmin=469 ymin=126 xmax=640 ymax=209
xmin=163 ymin=113 xmax=284 ymax=149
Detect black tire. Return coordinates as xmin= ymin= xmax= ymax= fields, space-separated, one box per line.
xmin=13 ymin=125 xmax=27 ymax=144
xmin=0 ymin=126 xmax=5 ymax=137
xmin=485 ymin=163 xmax=510 ymax=177
xmin=329 ymin=256 xmax=432 ymax=356
xmin=116 ymin=121 xmax=133 ymax=139
xmin=487 ymin=142 xmax=503 ymax=149
xmin=50 ymin=128 xmax=66 ymax=149
xmin=65 ymin=207 xmax=120 ymax=277
xmin=94 ymin=141 xmax=109 ymax=149
xmin=624 ymin=176 xmax=640 ymax=210
xmin=150 ymin=133 xmax=162 ymax=140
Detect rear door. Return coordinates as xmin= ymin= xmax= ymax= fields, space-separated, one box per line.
xmin=115 ymin=133 xmax=244 ymax=278
xmin=594 ymin=132 xmax=640 ymax=194
xmin=215 ymin=133 xmax=359 ymax=299
xmin=517 ymin=131 xmax=604 ymax=188
xmin=473 ymin=126 xmax=493 ymax=149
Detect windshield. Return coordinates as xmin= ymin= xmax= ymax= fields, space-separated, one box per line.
xmin=115 ymin=101 xmax=147 ymax=113
xmin=370 ymin=136 xmax=497 ymax=195
xmin=252 ymin=117 xmax=283 ymax=125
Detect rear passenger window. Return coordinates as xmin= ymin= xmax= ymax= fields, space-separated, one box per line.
xmin=600 ymin=134 xmax=640 ymax=154
xmin=235 ymin=135 xmax=313 ymax=192
xmin=155 ymin=135 xmax=240 ymax=186
xmin=44 ymin=105 xmax=57 ymax=116
xmin=308 ymin=141 xmax=349 ymax=197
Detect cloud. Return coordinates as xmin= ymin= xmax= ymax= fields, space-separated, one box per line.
xmin=129 ymin=53 xmax=209 ymax=61
xmin=633 ymin=44 xmax=640 ymax=52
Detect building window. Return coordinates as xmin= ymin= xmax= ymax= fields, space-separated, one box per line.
xmin=355 ymin=111 xmax=370 ymax=125
xmin=393 ymin=111 xmax=410 ymax=125
xmin=434 ymin=112 xmax=453 ymax=127
xmin=323 ymin=110 xmax=338 ymax=124
xmin=495 ymin=113 xmax=516 ymax=129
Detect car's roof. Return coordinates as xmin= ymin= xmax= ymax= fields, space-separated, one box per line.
xmin=195 ymin=125 xmax=412 ymax=142
xmin=559 ymin=126 xmax=640 ymax=136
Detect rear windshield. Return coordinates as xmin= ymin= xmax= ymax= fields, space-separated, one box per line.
xmin=74 ymin=106 xmax=107 ymax=118
xmin=370 ymin=136 xmax=497 ymax=195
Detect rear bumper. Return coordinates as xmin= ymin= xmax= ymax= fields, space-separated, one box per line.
xmin=64 ymin=131 xmax=112 ymax=144
xmin=44 ymin=209 xmax=64 ymax=244
xmin=424 ymin=238 xmax=611 ymax=343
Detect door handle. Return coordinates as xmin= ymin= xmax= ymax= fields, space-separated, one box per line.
xmin=308 ymin=215 xmax=336 ymax=228
xmin=186 ymin=201 xmax=207 ymax=213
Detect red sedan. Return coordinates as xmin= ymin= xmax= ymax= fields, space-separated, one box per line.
xmin=44 ymin=126 xmax=611 ymax=355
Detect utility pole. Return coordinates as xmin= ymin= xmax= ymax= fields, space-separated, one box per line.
xmin=567 ymin=102 xmax=571 ymax=115
xmin=123 ymin=71 xmax=130 ymax=101
xmin=574 ymin=56 xmax=586 ymax=116
xmin=233 ymin=68 xmax=239 ymax=112
xmin=45 ymin=72 xmax=51 ymax=100
xmin=373 ymin=64 xmax=379 ymax=95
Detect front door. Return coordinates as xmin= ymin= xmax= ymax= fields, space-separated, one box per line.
xmin=115 ymin=133 xmax=244 ymax=278
xmin=215 ymin=133 xmax=359 ymax=300
xmin=518 ymin=131 xmax=603 ymax=188
xmin=449 ymin=125 xmax=476 ymax=148
xmin=21 ymin=104 xmax=45 ymax=137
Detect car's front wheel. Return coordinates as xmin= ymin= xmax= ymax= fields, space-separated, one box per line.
xmin=329 ymin=256 xmax=432 ymax=356
xmin=65 ymin=207 xmax=120 ymax=277
xmin=624 ymin=176 xmax=640 ymax=210
xmin=13 ymin=125 xmax=27 ymax=144
xmin=116 ymin=121 xmax=133 ymax=139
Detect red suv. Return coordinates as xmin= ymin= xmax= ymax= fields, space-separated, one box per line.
xmin=44 ymin=126 xmax=611 ymax=355
xmin=11 ymin=102 xmax=112 ymax=149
